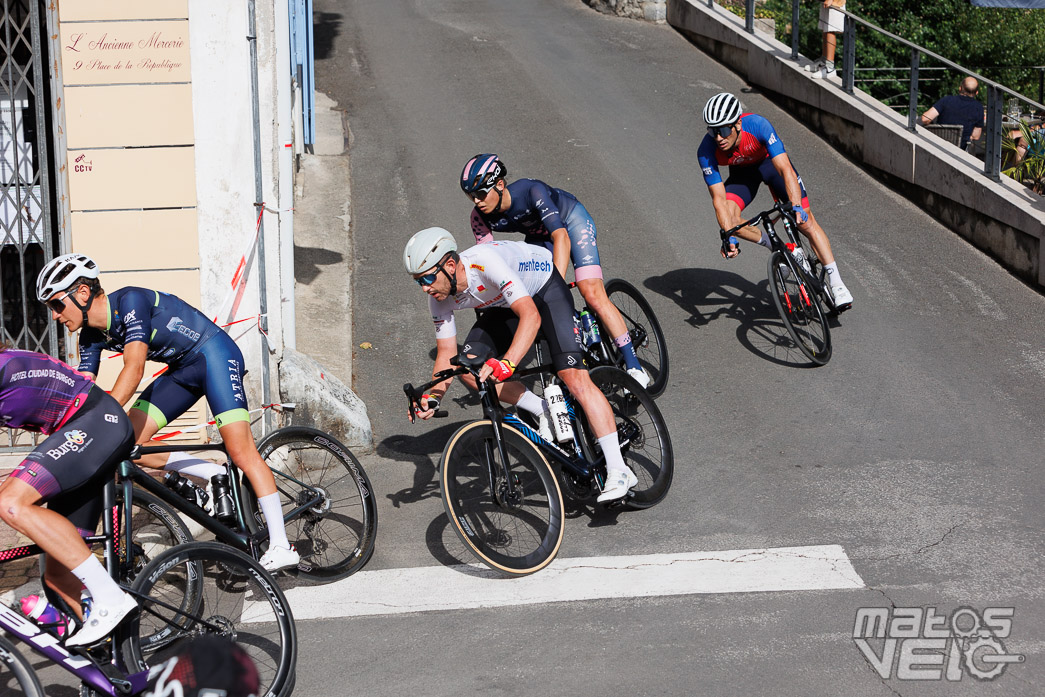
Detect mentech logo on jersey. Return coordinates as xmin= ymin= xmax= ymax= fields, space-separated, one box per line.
xmin=47 ymin=429 xmax=93 ymax=461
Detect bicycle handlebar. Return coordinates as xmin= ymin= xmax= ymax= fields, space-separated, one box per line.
xmin=721 ymin=200 xmax=796 ymax=238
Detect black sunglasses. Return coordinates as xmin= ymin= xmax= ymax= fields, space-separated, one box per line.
xmin=414 ymin=257 xmax=451 ymax=287
xmin=465 ymin=185 xmax=494 ymax=202
xmin=708 ymin=123 xmax=738 ymax=139
xmin=45 ymin=289 xmax=75 ymax=314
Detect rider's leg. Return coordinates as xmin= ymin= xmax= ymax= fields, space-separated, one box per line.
xmin=556 ymin=368 xmax=636 ymax=501
xmin=129 ymin=393 xmax=225 ymax=479
xmin=576 ymin=276 xmax=645 ymax=376
xmin=0 ymin=479 xmax=129 ymax=619
xmin=796 ymin=209 xmax=852 ymax=304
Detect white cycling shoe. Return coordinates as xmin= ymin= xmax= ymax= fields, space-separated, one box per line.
xmin=260 ymin=544 xmax=300 ymax=572
xmin=65 ymin=592 xmax=137 ymax=647
xmin=626 ymin=367 xmax=650 ymax=389
xmin=597 ymin=467 xmax=638 ymax=503
xmin=828 ymin=283 xmax=854 ymax=311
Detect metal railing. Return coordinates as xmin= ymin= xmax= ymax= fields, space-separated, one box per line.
xmin=721 ymin=0 xmax=1044 ymax=182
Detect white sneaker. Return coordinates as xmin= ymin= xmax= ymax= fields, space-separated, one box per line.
xmin=829 ymin=283 xmax=854 ymax=311
xmin=805 ymin=58 xmax=825 ymax=73
xmin=810 ymin=65 xmax=836 ymax=80
xmin=626 ymin=367 xmax=650 ymax=389
xmin=260 ymin=544 xmax=300 ymax=572
xmin=597 ymin=467 xmax=638 ymax=503
xmin=65 ymin=592 xmax=137 ymax=647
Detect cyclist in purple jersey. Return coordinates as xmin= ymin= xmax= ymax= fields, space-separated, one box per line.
xmin=697 ymin=93 xmax=854 ymax=310
xmin=35 ymin=254 xmax=299 ymax=571
xmin=462 ymin=154 xmax=653 ymax=388
xmin=0 ymin=346 xmax=138 ymax=646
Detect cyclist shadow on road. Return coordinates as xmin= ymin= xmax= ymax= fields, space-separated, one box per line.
xmin=643 ymin=268 xmax=817 ymax=367
xmin=377 ymin=418 xmax=466 ymax=509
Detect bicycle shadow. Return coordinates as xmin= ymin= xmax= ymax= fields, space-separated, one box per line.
xmin=642 ymin=268 xmax=821 ymax=368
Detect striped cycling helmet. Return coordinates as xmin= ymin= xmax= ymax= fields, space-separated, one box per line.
xmin=703 ymin=92 xmax=742 ymax=127
xmin=460 ymin=154 xmax=507 ymax=195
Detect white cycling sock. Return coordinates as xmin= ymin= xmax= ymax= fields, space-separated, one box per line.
xmin=515 ymin=390 xmax=545 ymax=417
xmin=824 ymin=262 xmax=845 ymax=287
xmin=71 ymin=556 xmax=125 ymax=607
xmin=163 ymin=451 xmax=225 ymax=481
xmin=598 ymin=432 xmax=627 ymax=474
xmin=758 ymin=230 xmax=772 ymax=249
xmin=257 ymin=493 xmax=290 ymax=549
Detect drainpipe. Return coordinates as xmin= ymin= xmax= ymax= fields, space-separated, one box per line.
xmin=247 ymin=0 xmax=273 ymax=433
xmin=275 ymin=0 xmax=296 ymax=350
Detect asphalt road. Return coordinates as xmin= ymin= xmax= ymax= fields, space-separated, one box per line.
xmin=303 ymin=1 xmax=1044 ymax=695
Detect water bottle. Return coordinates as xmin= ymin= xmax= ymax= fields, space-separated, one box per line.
xmin=791 ymin=246 xmax=811 ymax=273
xmin=579 ymin=310 xmax=600 ymax=347
xmin=164 ymin=471 xmax=208 ymax=510
xmin=543 ymin=384 xmax=575 ymax=443
xmin=211 ymin=474 xmax=237 ymax=524
xmin=20 ymin=595 xmax=71 ymax=637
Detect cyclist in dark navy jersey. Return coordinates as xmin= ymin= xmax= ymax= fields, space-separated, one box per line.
xmin=697 ymin=92 xmax=854 ymax=310
xmin=0 ymin=346 xmax=138 ymax=646
xmin=35 ymin=253 xmax=299 ymax=571
xmin=461 ymin=154 xmax=653 ymax=388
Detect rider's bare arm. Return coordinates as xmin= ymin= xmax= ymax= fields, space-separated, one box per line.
xmin=709 ymin=182 xmax=759 ymax=245
xmin=108 ymin=340 xmax=148 ymax=406
xmin=549 ymin=227 xmax=571 ymax=279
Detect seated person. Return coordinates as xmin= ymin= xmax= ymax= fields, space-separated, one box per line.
xmin=920 ymin=77 xmax=984 ymax=150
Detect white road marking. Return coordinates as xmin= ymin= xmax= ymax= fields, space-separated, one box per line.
xmin=265 ymin=545 xmax=864 ymax=621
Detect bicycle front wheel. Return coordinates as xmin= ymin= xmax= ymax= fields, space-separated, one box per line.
xmin=442 ymin=421 xmax=564 ymax=576
xmin=117 ymin=487 xmax=194 ymax=584
xmin=768 ymin=251 xmax=832 ymax=365
xmin=605 ymin=278 xmax=669 ymax=397
xmin=124 ymin=541 xmax=297 ymax=697
xmin=0 ymin=635 xmax=44 ymax=697
xmin=587 ymin=367 xmax=674 ymax=509
xmin=247 ymin=426 xmax=378 ymax=583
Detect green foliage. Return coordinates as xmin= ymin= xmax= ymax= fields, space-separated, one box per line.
xmin=761 ymin=0 xmax=1045 ymax=110
xmin=1002 ymin=121 xmax=1045 ymax=193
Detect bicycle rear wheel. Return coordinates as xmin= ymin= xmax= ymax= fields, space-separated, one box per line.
xmin=442 ymin=421 xmax=564 ymax=576
xmin=768 ymin=251 xmax=832 ymax=365
xmin=0 ymin=635 xmax=44 ymax=697
xmin=587 ymin=367 xmax=674 ymax=509
xmin=245 ymin=426 xmax=378 ymax=583
xmin=123 ymin=541 xmax=296 ymax=697
xmin=604 ymin=278 xmax=669 ymax=397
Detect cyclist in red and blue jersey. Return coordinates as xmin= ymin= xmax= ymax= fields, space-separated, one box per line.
xmin=0 ymin=346 xmax=137 ymax=646
xmin=35 ymin=254 xmax=299 ymax=572
xmin=697 ymin=93 xmax=854 ymax=310
xmin=462 ymin=154 xmax=653 ymax=388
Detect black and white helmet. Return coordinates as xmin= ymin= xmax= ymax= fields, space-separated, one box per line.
xmin=703 ymin=92 xmax=742 ymax=127
xmin=36 ymin=253 xmax=99 ymax=302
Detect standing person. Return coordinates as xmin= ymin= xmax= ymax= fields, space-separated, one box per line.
xmin=35 ymin=253 xmax=299 ymax=571
xmin=404 ymin=227 xmax=639 ymax=502
xmin=461 ymin=154 xmax=652 ymax=389
xmin=808 ymin=0 xmax=846 ymax=80
xmin=0 ymin=346 xmax=137 ymax=646
xmin=698 ymin=93 xmax=854 ymax=310
xmin=920 ymin=77 xmax=985 ymax=150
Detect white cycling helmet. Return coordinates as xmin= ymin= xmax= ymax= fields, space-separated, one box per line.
xmin=403 ymin=227 xmax=458 ymax=274
xmin=36 ymin=253 xmax=100 ymax=302
xmin=703 ymin=92 xmax=742 ymax=127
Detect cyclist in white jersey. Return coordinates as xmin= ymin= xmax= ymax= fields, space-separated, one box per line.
xmin=405 ymin=228 xmax=638 ymax=502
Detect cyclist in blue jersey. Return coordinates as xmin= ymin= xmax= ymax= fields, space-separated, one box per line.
xmin=0 ymin=345 xmax=138 ymax=646
xmin=697 ymin=93 xmax=854 ymax=310
xmin=461 ymin=154 xmax=653 ymax=388
xmin=35 ymin=254 xmax=299 ymax=571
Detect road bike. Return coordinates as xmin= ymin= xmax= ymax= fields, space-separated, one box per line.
xmin=126 ymin=425 xmax=378 ymax=584
xmin=0 ymin=474 xmax=296 ymax=697
xmin=405 ymin=352 xmax=673 ymax=576
xmin=571 ymin=278 xmax=669 ymax=397
xmin=721 ymin=200 xmax=834 ymax=365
